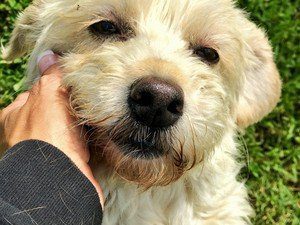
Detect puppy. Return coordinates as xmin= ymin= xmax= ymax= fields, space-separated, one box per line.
xmin=3 ymin=0 xmax=281 ymax=224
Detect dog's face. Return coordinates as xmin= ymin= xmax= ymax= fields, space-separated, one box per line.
xmin=3 ymin=0 xmax=281 ymax=187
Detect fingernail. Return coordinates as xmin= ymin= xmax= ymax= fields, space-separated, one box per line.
xmin=37 ymin=50 xmax=57 ymax=75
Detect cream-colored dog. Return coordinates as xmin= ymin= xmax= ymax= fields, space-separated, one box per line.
xmin=3 ymin=0 xmax=281 ymax=224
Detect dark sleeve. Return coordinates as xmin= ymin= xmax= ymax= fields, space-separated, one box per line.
xmin=0 ymin=140 xmax=102 ymax=225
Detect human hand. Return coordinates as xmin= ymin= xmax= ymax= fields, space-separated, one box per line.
xmin=0 ymin=50 xmax=104 ymax=207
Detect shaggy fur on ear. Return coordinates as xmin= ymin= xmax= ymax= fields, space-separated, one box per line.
xmin=236 ymin=19 xmax=281 ymax=128
xmin=2 ymin=4 xmax=40 ymax=60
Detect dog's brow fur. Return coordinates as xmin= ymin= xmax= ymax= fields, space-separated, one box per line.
xmin=3 ymin=0 xmax=281 ymax=224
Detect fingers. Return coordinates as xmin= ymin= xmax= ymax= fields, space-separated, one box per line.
xmin=1 ymin=92 xmax=30 ymax=119
xmin=0 ymin=92 xmax=29 ymax=147
xmin=37 ymin=50 xmax=61 ymax=78
xmin=15 ymin=92 xmax=30 ymax=103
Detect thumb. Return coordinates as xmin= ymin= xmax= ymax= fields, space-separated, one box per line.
xmin=37 ymin=50 xmax=61 ymax=78
xmin=32 ymin=50 xmax=65 ymax=95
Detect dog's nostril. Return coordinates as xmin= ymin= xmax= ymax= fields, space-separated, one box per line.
xmin=130 ymin=90 xmax=154 ymax=106
xmin=167 ymin=99 xmax=184 ymax=115
xmin=128 ymin=76 xmax=184 ymax=128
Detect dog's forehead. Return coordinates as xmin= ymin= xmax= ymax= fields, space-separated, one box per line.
xmin=73 ymin=0 xmax=239 ymax=43
xmin=77 ymin=0 xmax=235 ymax=22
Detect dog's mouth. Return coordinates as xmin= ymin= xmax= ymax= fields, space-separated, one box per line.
xmin=112 ymin=136 xmax=166 ymax=159
xmin=85 ymin=120 xmax=173 ymax=160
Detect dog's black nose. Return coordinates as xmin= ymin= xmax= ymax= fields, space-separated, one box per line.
xmin=128 ymin=77 xmax=184 ymax=128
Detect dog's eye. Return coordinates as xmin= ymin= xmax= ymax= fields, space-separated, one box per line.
xmin=194 ymin=47 xmax=220 ymax=64
xmin=90 ymin=20 xmax=120 ymax=36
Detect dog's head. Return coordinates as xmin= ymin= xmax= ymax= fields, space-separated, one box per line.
xmin=3 ymin=0 xmax=281 ymax=187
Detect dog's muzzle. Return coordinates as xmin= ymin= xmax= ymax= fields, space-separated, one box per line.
xmin=104 ymin=76 xmax=184 ymax=159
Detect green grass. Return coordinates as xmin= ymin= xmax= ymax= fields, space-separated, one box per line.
xmin=0 ymin=0 xmax=299 ymax=224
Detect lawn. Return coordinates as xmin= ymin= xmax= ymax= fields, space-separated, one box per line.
xmin=0 ymin=0 xmax=299 ymax=224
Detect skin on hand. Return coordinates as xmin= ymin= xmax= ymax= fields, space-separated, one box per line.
xmin=0 ymin=51 xmax=105 ymax=207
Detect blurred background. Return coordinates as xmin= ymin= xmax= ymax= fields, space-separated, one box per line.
xmin=0 ymin=0 xmax=299 ymax=224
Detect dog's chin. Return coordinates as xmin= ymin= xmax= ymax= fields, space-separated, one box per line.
xmin=96 ymin=140 xmax=182 ymax=187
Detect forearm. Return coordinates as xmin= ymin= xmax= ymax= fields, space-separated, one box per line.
xmin=0 ymin=140 xmax=102 ymax=225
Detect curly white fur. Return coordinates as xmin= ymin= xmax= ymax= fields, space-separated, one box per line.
xmin=3 ymin=0 xmax=281 ymax=224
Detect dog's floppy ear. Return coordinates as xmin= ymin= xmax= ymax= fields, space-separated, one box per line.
xmin=2 ymin=4 xmax=40 ymax=60
xmin=236 ymin=20 xmax=281 ymax=128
